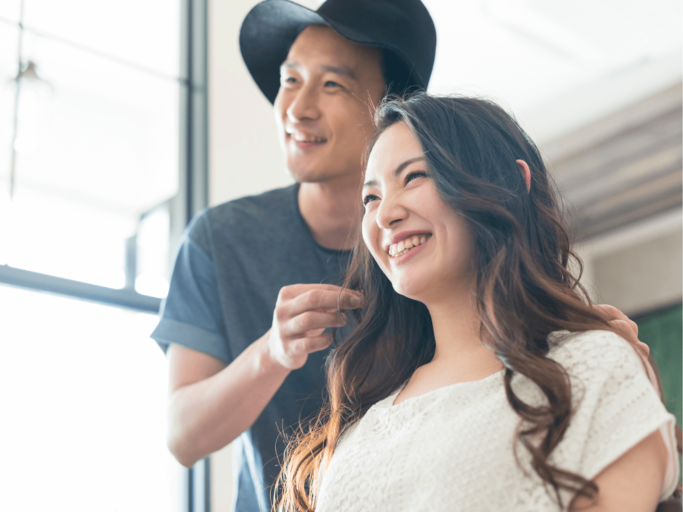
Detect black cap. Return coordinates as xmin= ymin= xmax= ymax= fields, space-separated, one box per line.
xmin=239 ymin=0 xmax=437 ymax=104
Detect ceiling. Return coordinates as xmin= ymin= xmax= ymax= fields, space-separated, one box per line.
xmin=301 ymin=0 xmax=681 ymax=144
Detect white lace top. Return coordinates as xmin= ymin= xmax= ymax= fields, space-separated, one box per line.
xmin=316 ymin=331 xmax=680 ymax=512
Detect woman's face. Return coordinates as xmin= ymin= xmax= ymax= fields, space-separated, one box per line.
xmin=362 ymin=122 xmax=476 ymax=303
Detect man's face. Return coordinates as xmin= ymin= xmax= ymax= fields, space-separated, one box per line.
xmin=274 ymin=25 xmax=386 ymax=184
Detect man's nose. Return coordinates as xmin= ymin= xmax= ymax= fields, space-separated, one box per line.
xmin=376 ymin=194 xmax=406 ymax=230
xmin=287 ymin=83 xmax=321 ymax=123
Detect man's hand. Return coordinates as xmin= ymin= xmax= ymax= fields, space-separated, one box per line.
xmin=595 ymin=304 xmax=661 ymax=397
xmin=266 ymin=284 xmax=363 ymax=370
xmin=594 ymin=304 xmax=649 ymax=358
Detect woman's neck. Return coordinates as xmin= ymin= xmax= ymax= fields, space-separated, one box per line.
xmin=425 ymin=288 xmax=503 ymax=382
xmin=394 ymin=288 xmax=504 ymax=405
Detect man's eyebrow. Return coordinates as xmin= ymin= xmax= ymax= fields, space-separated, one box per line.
xmin=363 ymin=157 xmax=426 ymax=189
xmin=280 ymin=62 xmax=357 ymax=80
xmin=320 ymin=65 xmax=357 ymax=80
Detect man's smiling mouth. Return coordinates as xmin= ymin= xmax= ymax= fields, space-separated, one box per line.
xmin=388 ymin=234 xmax=431 ymax=258
xmin=287 ymin=129 xmax=327 ymax=143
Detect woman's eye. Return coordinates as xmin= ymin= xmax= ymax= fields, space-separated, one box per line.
xmin=405 ymin=171 xmax=427 ymax=185
xmin=362 ymin=194 xmax=379 ymax=206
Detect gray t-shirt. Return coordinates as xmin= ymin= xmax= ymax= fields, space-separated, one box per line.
xmin=151 ymin=184 xmax=350 ymax=511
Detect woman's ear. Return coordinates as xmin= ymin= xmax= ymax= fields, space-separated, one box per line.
xmin=516 ymin=160 xmax=531 ymax=193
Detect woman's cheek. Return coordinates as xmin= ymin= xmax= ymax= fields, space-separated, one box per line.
xmin=361 ymin=217 xmax=374 ymax=254
xmin=362 ymin=215 xmax=384 ymax=266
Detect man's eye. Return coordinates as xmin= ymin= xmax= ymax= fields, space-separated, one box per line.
xmin=362 ymin=194 xmax=378 ymax=206
xmin=325 ymin=80 xmax=341 ymax=88
xmin=405 ymin=171 xmax=427 ymax=184
xmin=282 ymin=76 xmax=297 ymax=84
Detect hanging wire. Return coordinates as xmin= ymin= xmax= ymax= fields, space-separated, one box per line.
xmin=8 ymin=0 xmax=25 ymax=200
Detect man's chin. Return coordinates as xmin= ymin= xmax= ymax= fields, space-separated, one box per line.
xmin=286 ymin=163 xmax=335 ymax=184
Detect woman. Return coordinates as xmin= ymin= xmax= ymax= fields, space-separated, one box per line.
xmin=276 ymin=94 xmax=680 ymax=511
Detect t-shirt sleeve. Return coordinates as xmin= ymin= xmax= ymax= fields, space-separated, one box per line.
xmin=150 ymin=212 xmax=231 ymax=364
xmin=554 ymin=330 xmax=680 ymax=502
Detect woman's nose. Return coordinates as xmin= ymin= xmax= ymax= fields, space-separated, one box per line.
xmin=376 ymin=194 xmax=406 ymax=230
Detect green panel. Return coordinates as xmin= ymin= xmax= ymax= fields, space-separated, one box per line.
xmin=635 ymin=304 xmax=683 ymax=428
xmin=634 ymin=304 xmax=682 ymax=483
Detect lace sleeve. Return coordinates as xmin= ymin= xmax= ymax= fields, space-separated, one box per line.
xmin=552 ymin=330 xmax=680 ymax=501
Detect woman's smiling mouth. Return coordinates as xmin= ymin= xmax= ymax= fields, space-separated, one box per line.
xmin=387 ymin=233 xmax=432 ymax=258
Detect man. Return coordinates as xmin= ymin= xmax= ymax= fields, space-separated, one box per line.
xmin=152 ymin=1 xmax=648 ymax=510
xmin=151 ymin=1 xmax=437 ymax=510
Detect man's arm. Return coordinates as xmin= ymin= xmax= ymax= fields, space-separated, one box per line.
xmin=165 ymin=284 xmax=362 ymax=468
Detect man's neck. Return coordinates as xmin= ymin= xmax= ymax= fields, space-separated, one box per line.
xmin=298 ymin=176 xmax=361 ymax=251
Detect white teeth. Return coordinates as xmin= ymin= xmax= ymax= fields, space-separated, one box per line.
xmin=291 ymin=132 xmax=326 ymax=143
xmin=387 ymin=234 xmax=431 ymax=258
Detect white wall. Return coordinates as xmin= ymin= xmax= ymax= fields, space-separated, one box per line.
xmin=575 ymin=209 xmax=682 ymax=315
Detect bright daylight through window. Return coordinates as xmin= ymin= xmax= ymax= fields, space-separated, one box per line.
xmin=0 ymin=0 xmax=181 ymax=299
xmin=0 ymin=0 xmax=194 ymax=510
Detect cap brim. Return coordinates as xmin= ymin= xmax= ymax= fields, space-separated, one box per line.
xmin=240 ymin=0 xmax=327 ymax=104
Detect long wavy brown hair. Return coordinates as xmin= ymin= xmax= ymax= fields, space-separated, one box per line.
xmin=275 ymin=94 xmax=677 ymax=511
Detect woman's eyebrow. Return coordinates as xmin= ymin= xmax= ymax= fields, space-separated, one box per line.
xmin=393 ymin=157 xmax=425 ymax=177
xmin=363 ymin=157 xmax=426 ymax=189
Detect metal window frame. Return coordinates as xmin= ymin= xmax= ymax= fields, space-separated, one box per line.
xmin=0 ymin=0 xmax=210 ymax=510
xmin=180 ymin=0 xmax=211 ymax=511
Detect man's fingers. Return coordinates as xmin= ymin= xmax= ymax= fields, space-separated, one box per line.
xmin=610 ymin=318 xmax=650 ymax=359
xmin=596 ymin=304 xmax=638 ymax=335
xmin=294 ymin=333 xmax=333 ymax=355
xmin=305 ymin=327 xmax=326 ymax=337
xmin=281 ymin=310 xmax=346 ymax=339
xmin=610 ymin=319 xmax=637 ymax=343
xmin=596 ymin=304 xmax=626 ymax=321
xmin=597 ymin=303 xmax=640 ymax=339
xmin=285 ymin=288 xmax=363 ymax=318
xmin=279 ymin=283 xmax=348 ymax=301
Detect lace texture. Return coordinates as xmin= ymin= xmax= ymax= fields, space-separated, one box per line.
xmin=315 ymin=331 xmax=679 ymax=512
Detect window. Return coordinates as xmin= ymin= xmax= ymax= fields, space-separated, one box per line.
xmin=0 ymin=0 xmax=207 ymax=308
xmin=0 ymin=0 xmax=208 ymax=509
xmin=0 ymin=284 xmax=186 ymax=511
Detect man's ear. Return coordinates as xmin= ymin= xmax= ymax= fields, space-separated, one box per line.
xmin=516 ymin=159 xmax=531 ymax=193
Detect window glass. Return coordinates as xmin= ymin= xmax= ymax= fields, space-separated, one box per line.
xmin=23 ymin=0 xmax=180 ymax=78
xmin=136 ymin=204 xmax=171 ymax=298
xmin=1 ymin=31 xmax=179 ymax=287
xmin=0 ymin=284 xmax=185 ymax=511
xmin=0 ymin=2 xmax=22 ymax=23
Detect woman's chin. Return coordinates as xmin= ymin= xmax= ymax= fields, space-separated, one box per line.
xmin=391 ymin=280 xmax=430 ymax=303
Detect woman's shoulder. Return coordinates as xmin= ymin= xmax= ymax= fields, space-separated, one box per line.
xmin=545 ymin=329 xmax=650 ymax=393
xmin=548 ymin=329 xmax=641 ymax=368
